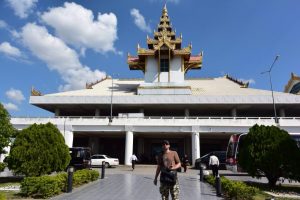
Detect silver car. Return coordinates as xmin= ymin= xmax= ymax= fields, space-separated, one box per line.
xmin=91 ymin=154 xmax=119 ymax=168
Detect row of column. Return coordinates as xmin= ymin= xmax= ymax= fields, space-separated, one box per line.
xmin=62 ymin=129 xmax=201 ymax=166
xmin=123 ymin=131 xmax=200 ymax=166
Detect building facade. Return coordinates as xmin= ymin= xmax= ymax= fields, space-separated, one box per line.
xmin=11 ymin=6 xmax=300 ymax=165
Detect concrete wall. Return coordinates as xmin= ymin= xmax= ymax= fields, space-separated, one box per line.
xmin=145 ymin=57 xmax=158 ymax=83
xmin=170 ymin=56 xmax=184 ymax=82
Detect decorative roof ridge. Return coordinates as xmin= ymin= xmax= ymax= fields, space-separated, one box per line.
xmin=31 ymin=86 xmax=43 ymax=96
xmin=118 ymin=78 xmax=144 ymax=81
xmin=284 ymin=72 xmax=300 ymax=93
xmin=225 ymin=74 xmax=249 ymax=88
xmin=86 ymin=76 xmax=108 ymax=89
xmin=186 ymin=77 xmax=214 ymax=80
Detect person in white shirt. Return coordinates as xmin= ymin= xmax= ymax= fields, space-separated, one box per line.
xmin=130 ymin=154 xmax=138 ymax=170
xmin=209 ymin=152 xmax=219 ymax=177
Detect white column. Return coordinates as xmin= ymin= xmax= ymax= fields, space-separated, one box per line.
xmin=191 ymin=132 xmax=200 ymax=166
xmin=231 ymin=108 xmax=237 ymax=117
xmin=125 ymin=131 xmax=134 ymax=165
xmin=64 ymin=130 xmax=73 ymax=148
xmin=184 ymin=108 xmax=190 ymax=117
xmin=279 ymin=108 xmax=285 ymax=117
xmin=95 ymin=108 xmax=100 ymax=116
xmin=55 ymin=108 xmax=60 ymax=117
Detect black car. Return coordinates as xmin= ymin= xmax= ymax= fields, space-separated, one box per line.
xmin=195 ymin=151 xmax=226 ymax=170
xmin=69 ymin=147 xmax=91 ymax=169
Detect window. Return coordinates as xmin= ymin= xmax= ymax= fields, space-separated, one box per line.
xmin=290 ymin=82 xmax=300 ymax=94
xmin=160 ymin=59 xmax=169 ymax=72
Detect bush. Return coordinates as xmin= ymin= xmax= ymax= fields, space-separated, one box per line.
xmin=6 ymin=123 xmax=70 ymax=177
xmin=0 ymin=192 xmax=6 ymax=200
xmin=205 ymin=175 xmax=258 ymax=200
xmin=73 ymin=169 xmax=99 ymax=186
xmin=0 ymin=163 xmax=6 ymax=172
xmin=21 ymin=176 xmax=62 ymax=198
xmin=238 ymin=124 xmax=300 ymax=187
xmin=20 ymin=169 xmax=99 ymax=198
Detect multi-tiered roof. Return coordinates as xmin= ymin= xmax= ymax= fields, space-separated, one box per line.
xmin=127 ymin=5 xmax=203 ymax=74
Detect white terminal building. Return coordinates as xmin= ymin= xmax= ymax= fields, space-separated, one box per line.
xmin=11 ymin=6 xmax=300 ymax=166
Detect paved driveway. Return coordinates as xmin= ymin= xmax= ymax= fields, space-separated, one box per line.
xmin=52 ymin=166 xmax=223 ymax=200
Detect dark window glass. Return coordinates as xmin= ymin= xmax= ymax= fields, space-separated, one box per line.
xmin=99 ymin=156 xmax=105 ymax=159
xmin=160 ymin=59 xmax=169 ymax=72
xmin=290 ymin=82 xmax=300 ymax=94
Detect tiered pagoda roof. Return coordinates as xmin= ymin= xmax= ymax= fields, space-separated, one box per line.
xmin=128 ymin=5 xmax=203 ymax=74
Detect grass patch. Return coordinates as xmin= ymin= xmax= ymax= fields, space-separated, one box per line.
xmin=245 ymin=181 xmax=300 ymax=200
xmin=0 ymin=182 xmax=20 ymax=187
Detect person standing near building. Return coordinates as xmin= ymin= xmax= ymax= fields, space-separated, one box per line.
xmin=130 ymin=153 xmax=138 ymax=170
xmin=154 ymin=140 xmax=181 ymax=200
xmin=181 ymin=154 xmax=189 ymax=173
xmin=209 ymin=152 xmax=219 ymax=177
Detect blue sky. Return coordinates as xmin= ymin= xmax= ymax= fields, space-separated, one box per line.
xmin=0 ymin=0 xmax=299 ymax=117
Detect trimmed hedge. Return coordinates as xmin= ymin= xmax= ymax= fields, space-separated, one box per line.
xmin=205 ymin=175 xmax=258 ymax=200
xmin=20 ymin=169 xmax=99 ymax=199
xmin=0 ymin=193 xmax=5 ymax=200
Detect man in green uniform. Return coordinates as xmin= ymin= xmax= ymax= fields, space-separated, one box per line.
xmin=154 ymin=140 xmax=181 ymax=200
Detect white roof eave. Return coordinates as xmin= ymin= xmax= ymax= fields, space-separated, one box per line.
xmin=30 ymin=95 xmax=300 ymax=105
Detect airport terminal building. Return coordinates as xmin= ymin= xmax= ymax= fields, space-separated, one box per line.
xmin=11 ymin=6 xmax=300 ymax=165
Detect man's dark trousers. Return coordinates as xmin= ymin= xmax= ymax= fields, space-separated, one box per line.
xmin=211 ymin=165 xmax=218 ymax=177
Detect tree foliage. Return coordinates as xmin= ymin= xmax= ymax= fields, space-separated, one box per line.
xmin=238 ymin=124 xmax=300 ymax=187
xmin=0 ymin=103 xmax=15 ymax=154
xmin=6 ymin=123 xmax=71 ymax=177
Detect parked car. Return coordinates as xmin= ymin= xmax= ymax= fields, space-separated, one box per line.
xmin=195 ymin=151 xmax=226 ymax=170
xmin=91 ymin=154 xmax=119 ymax=168
xmin=69 ymin=147 xmax=91 ymax=169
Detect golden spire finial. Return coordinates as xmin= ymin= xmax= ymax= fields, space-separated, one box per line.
xmin=162 ymin=3 xmax=168 ymax=16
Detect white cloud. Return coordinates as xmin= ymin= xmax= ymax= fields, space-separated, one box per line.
xmin=5 ymin=88 xmax=25 ymax=103
xmin=41 ymin=2 xmax=118 ymax=54
xmin=6 ymin=0 xmax=38 ymax=19
xmin=130 ymin=8 xmax=151 ymax=33
xmin=21 ymin=23 xmax=106 ymax=91
xmin=0 ymin=20 xmax=7 ymax=28
xmin=3 ymin=102 xmax=18 ymax=111
xmin=0 ymin=42 xmax=22 ymax=58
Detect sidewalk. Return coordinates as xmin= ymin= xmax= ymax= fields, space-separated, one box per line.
xmin=52 ymin=165 xmax=223 ymax=200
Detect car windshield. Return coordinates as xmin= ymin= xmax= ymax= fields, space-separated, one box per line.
xmin=106 ymin=155 xmax=112 ymax=158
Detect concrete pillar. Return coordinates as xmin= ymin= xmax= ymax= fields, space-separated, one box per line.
xmin=55 ymin=108 xmax=60 ymax=117
xmin=64 ymin=130 xmax=73 ymax=148
xmin=279 ymin=108 xmax=285 ymax=117
xmin=89 ymin=137 xmax=99 ymax=155
xmin=191 ymin=132 xmax=200 ymax=166
xmin=184 ymin=108 xmax=190 ymax=117
xmin=95 ymin=108 xmax=100 ymax=116
xmin=231 ymin=108 xmax=237 ymax=117
xmin=125 ymin=131 xmax=134 ymax=165
xmin=137 ymin=138 xmax=144 ymax=155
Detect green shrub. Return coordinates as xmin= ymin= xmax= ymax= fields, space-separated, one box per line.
xmin=0 ymin=192 xmax=6 ymax=200
xmin=20 ymin=170 xmax=99 ymax=198
xmin=205 ymin=175 xmax=258 ymax=200
xmin=0 ymin=163 xmax=6 ymax=172
xmin=21 ymin=176 xmax=62 ymax=198
xmin=6 ymin=123 xmax=70 ymax=177
xmin=73 ymin=169 xmax=99 ymax=186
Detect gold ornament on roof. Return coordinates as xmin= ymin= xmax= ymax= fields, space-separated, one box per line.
xmin=128 ymin=4 xmax=203 ymax=73
xmin=31 ymin=86 xmax=42 ymax=96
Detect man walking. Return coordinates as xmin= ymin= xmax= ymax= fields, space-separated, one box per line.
xmin=154 ymin=140 xmax=181 ymax=200
xmin=130 ymin=153 xmax=138 ymax=170
xmin=209 ymin=152 xmax=219 ymax=177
